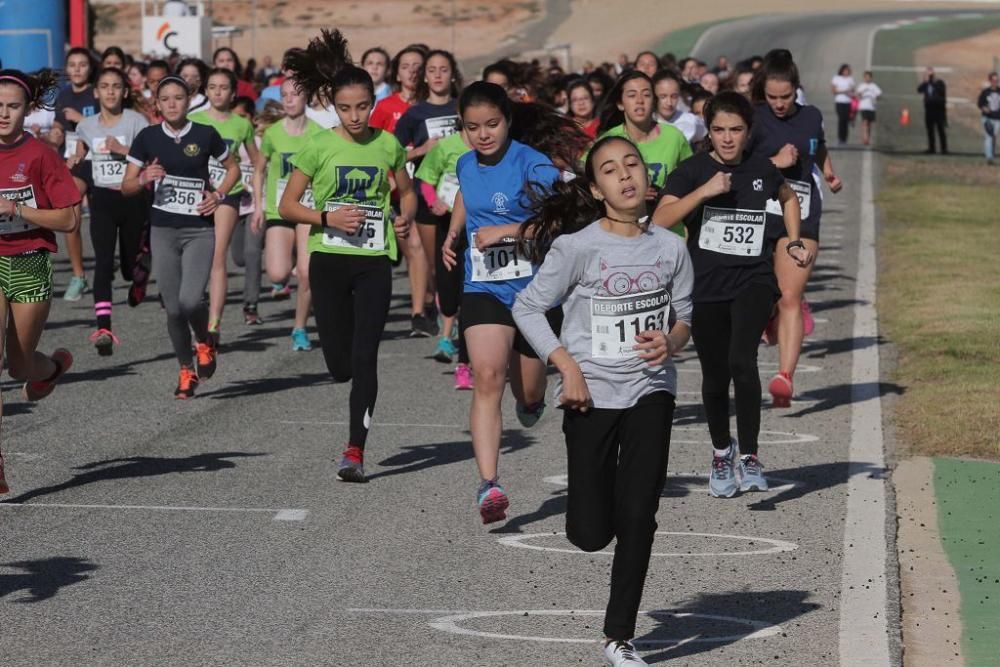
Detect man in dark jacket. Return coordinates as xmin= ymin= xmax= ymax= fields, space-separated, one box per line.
xmin=917 ymin=66 xmax=948 ymax=154
xmin=978 ymin=72 xmax=1000 ymax=164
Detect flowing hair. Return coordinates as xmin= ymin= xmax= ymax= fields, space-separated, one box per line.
xmin=519 ymin=135 xmax=646 ymax=263
xmin=0 ymin=68 xmax=60 ymax=111
xmin=284 ymin=29 xmax=373 ymax=105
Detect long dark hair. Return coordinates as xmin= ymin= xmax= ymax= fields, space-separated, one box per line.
xmin=64 ymin=47 xmax=96 ymax=85
xmin=206 ymin=67 xmax=239 ymax=97
xmin=0 ymin=68 xmax=60 ymax=111
xmin=177 ymin=58 xmax=209 ymax=95
xmin=284 ymin=29 xmax=374 ymax=105
xmin=752 ymin=49 xmax=801 ymax=103
xmin=212 ymin=46 xmax=244 ymax=76
xmin=417 ymin=49 xmax=463 ymax=101
xmin=597 ymin=70 xmax=653 ymax=134
xmin=566 ymin=78 xmax=596 ymax=121
xmin=100 ymin=46 xmax=126 ymax=67
xmin=95 ymin=66 xmax=133 ymax=109
xmin=704 ymin=91 xmax=755 ymax=132
xmin=388 ymin=45 xmax=426 ymax=93
xmin=519 ymin=135 xmax=646 ymax=263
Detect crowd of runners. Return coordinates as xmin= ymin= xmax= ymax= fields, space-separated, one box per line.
xmin=0 ymin=33 xmax=853 ymax=666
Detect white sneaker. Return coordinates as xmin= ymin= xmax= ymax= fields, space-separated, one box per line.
xmin=604 ymin=640 xmax=648 ymax=666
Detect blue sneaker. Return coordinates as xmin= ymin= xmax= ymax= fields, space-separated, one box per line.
xmin=738 ymin=454 xmax=769 ymax=492
xmin=291 ymin=328 xmax=312 ymax=351
xmin=477 ymin=479 xmax=509 ymax=524
xmin=433 ymin=337 xmax=458 ymax=363
xmin=709 ymin=439 xmax=740 ymax=498
xmin=62 ymin=275 xmax=88 ymax=302
xmin=515 ymin=401 xmax=545 ymax=428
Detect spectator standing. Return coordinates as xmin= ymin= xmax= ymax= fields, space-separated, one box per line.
xmin=978 ymin=72 xmax=1000 ymax=164
xmin=855 ymin=70 xmax=882 ymax=146
xmin=830 ymin=64 xmax=855 ymax=145
xmin=917 ymin=66 xmax=948 ymax=154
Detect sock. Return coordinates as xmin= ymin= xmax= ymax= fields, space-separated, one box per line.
xmin=95 ymin=301 xmax=112 ymax=330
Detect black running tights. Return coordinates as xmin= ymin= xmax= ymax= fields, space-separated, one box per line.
xmin=309 ymin=252 xmax=392 ymax=449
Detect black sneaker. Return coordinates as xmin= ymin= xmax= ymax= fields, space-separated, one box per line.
xmin=410 ymin=313 xmax=434 ymax=338
xmin=243 ymin=304 xmax=262 ymax=325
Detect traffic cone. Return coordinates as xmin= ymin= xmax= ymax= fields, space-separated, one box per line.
xmin=900 ymin=107 xmax=910 ymax=126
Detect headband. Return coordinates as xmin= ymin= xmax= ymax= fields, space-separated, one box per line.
xmin=0 ymin=75 xmax=32 ymax=97
xmin=156 ymin=75 xmax=190 ymax=94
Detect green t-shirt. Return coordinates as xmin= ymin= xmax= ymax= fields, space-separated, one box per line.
xmin=260 ymin=118 xmax=325 ymax=221
xmin=599 ymin=122 xmax=692 ymax=190
xmin=190 ymin=110 xmax=255 ymax=195
xmin=292 ymin=128 xmax=407 ymax=259
xmin=414 ymin=132 xmax=471 ymax=212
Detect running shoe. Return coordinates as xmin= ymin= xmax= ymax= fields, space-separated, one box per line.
xmin=62 ymin=276 xmax=88 ymax=302
xmin=801 ymin=298 xmax=815 ymax=336
xmin=477 ymin=479 xmax=509 ymax=524
xmin=337 ymin=445 xmax=367 ymax=483
xmin=0 ymin=448 xmax=9 ymax=495
xmin=195 ymin=341 xmax=217 ymax=380
xmin=89 ymin=328 xmax=119 ymax=357
xmin=762 ymin=312 xmax=779 ymax=346
xmin=127 ymin=282 xmax=146 ymax=308
xmin=23 ymin=348 xmax=73 ymax=402
xmin=739 ymin=454 xmax=769 ymax=492
xmin=291 ymin=327 xmax=312 ymax=351
xmin=409 ymin=313 xmax=435 ymax=338
xmin=515 ymin=401 xmax=545 ymax=428
xmin=768 ymin=371 xmax=793 ymax=408
xmin=243 ymin=304 xmax=262 ymax=326
xmin=709 ymin=440 xmax=740 ymax=498
xmin=271 ymin=283 xmax=291 ymax=301
xmin=433 ymin=336 xmax=457 ymax=363
xmin=604 ymin=640 xmax=648 ymax=666
xmin=454 ymin=363 xmax=474 ymax=391
xmin=175 ymin=365 xmax=199 ymax=399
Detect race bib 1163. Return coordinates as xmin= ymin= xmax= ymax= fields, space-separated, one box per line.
xmin=591 ymin=289 xmax=670 ymax=359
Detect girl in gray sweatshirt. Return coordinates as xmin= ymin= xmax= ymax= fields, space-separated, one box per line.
xmin=512 ymin=135 xmax=693 ymax=667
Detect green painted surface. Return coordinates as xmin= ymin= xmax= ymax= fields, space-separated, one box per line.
xmin=872 ymin=14 xmax=1000 ymax=154
xmin=652 ymin=17 xmax=748 ymax=58
xmin=934 ymin=458 xmax=1000 ymax=666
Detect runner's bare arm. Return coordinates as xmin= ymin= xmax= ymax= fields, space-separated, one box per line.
xmin=215 ymin=154 xmax=241 ymax=197
xmin=0 ymin=199 xmax=77 ymax=233
xmin=441 ymin=192 xmax=466 ymax=270
xmin=652 ymin=171 xmax=731 ymax=229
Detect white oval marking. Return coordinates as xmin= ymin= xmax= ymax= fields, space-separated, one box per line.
xmin=542 ymin=472 xmax=800 ymax=494
xmin=428 ymin=608 xmax=782 ymax=644
xmin=497 ymin=531 xmax=799 ymax=557
xmin=670 ymin=427 xmax=819 ymax=445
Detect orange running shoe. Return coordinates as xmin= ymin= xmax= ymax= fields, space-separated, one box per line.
xmin=195 ymin=341 xmax=217 ymax=380
xmin=175 ymin=365 xmax=199 ymax=399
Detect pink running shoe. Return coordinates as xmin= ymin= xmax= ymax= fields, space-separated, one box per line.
xmin=23 ymin=348 xmax=73 ymax=402
xmin=801 ymin=298 xmax=815 ymax=336
xmin=768 ymin=372 xmax=793 ymax=408
xmin=454 ymin=363 xmax=474 ymax=390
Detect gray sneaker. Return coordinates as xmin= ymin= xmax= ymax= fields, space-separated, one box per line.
xmin=738 ymin=454 xmax=768 ymax=492
xmin=604 ymin=640 xmax=648 ymax=666
xmin=63 ymin=275 xmax=88 ymax=302
xmin=515 ymin=401 xmax=545 ymax=428
xmin=709 ymin=440 xmax=740 ymax=498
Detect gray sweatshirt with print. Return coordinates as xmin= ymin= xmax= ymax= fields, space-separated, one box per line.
xmin=512 ymin=221 xmax=694 ymax=409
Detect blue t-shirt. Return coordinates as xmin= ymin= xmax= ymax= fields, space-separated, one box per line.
xmin=458 ymin=140 xmax=559 ymax=307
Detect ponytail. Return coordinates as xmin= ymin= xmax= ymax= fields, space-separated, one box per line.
xmin=751 ymin=49 xmax=800 ymax=104
xmin=285 ymin=29 xmax=374 ymax=105
xmin=0 ymin=68 xmax=60 ymax=111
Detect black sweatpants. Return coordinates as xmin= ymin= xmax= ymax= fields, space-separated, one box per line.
xmin=90 ymin=187 xmax=146 ymax=324
xmin=835 ymin=102 xmax=852 ymax=143
xmin=434 ymin=214 xmax=469 ymax=364
xmin=563 ymin=391 xmax=675 ymax=641
xmin=691 ymin=282 xmax=775 ymax=456
xmin=309 ymin=252 xmax=392 ymax=448
xmin=924 ymin=108 xmax=948 ymax=153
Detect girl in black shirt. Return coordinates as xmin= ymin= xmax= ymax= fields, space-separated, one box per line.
xmin=654 ymin=91 xmax=812 ymax=499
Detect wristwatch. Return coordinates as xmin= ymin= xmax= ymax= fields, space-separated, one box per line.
xmin=786 ymin=239 xmax=805 ymax=255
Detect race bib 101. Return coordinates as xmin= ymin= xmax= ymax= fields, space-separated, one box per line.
xmin=765 ymin=178 xmax=811 ymax=220
xmin=321 ymin=202 xmax=386 ymax=251
xmin=591 ymin=289 xmax=670 ymax=359
xmin=0 ymin=185 xmax=40 ymax=235
xmin=152 ymin=175 xmax=205 ymax=217
xmin=699 ymin=206 xmax=765 ymax=257
xmin=470 ymin=232 xmax=533 ymax=282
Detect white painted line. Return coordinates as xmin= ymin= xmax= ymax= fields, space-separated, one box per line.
xmin=497 ymin=531 xmax=799 ymax=558
xmin=839 ymin=28 xmax=891 ymax=665
xmin=542 ymin=472 xmax=801 ymax=494
xmin=2 ymin=451 xmax=44 ymax=461
xmin=671 ymin=427 xmax=818 ymax=445
xmin=678 ymin=361 xmax=823 ymax=375
xmin=426 ymin=609 xmax=783 ymax=645
xmin=279 ymin=420 xmax=462 ymax=429
xmin=0 ymin=501 xmax=309 ymax=521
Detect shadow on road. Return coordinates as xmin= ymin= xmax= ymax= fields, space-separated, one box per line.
xmin=638 ymin=590 xmax=822 ymax=663
xmin=198 ymin=372 xmax=331 ymax=399
xmin=367 ymin=431 xmax=535 ymax=482
xmin=0 ymin=557 xmax=98 ymax=603
xmin=746 ymin=460 xmax=888 ymax=512
xmin=1 ymin=452 xmax=266 ymax=504
xmin=784 ymin=381 xmax=905 ymax=418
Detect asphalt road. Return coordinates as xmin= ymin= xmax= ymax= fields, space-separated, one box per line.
xmin=0 ymin=12 xmax=948 ymax=665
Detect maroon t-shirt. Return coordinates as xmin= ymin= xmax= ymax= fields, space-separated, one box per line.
xmin=0 ymin=132 xmax=81 ymax=256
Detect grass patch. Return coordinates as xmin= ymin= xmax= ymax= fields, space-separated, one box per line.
xmin=878 ymin=158 xmax=1000 ymax=459
xmin=872 ymin=14 xmax=1000 ymax=155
